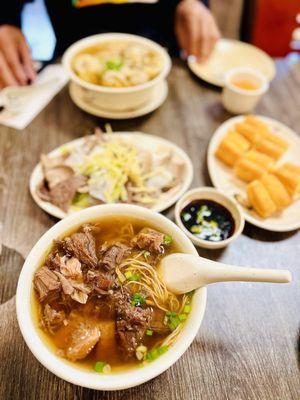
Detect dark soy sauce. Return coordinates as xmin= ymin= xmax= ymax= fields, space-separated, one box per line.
xmin=180 ymin=199 xmax=235 ymax=242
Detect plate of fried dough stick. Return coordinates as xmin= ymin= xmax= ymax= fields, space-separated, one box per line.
xmin=208 ymin=115 xmax=300 ymax=231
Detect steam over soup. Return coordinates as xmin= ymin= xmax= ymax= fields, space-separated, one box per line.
xmin=32 ymin=217 xmax=193 ymax=373
xmin=72 ymin=41 xmax=163 ymax=87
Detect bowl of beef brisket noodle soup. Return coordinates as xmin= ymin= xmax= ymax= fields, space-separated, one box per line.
xmin=16 ymin=204 xmax=206 ymax=390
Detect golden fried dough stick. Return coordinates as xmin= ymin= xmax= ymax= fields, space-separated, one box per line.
xmin=247 ymin=180 xmax=277 ymax=218
xmin=260 ymin=174 xmax=292 ymax=209
xmin=272 ymin=163 xmax=300 ymax=195
xmin=234 ymin=158 xmax=267 ymax=182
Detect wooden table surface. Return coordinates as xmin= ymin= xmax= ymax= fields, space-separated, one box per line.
xmin=0 ymin=58 xmax=300 ymax=400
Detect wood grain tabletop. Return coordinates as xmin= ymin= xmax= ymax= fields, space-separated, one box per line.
xmin=0 ymin=58 xmax=299 ymax=400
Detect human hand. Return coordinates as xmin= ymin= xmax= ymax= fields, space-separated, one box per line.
xmin=175 ymin=0 xmax=221 ymax=62
xmin=0 ymin=25 xmax=36 ymax=88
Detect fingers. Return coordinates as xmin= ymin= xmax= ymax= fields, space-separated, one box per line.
xmin=175 ymin=1 xmax=221 ymax=63
xmin=1 ymin=45 xmax=28 ymax=85
xmin=198 ymin=18 xmax=220 ymax=62
xmin=19 ymin=40 xmax=36 ymax=82
xmin=0 ymin=52 xmax=18 ymax=87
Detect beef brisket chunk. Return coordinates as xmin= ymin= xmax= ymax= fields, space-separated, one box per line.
xmin=131 ymin=228 xmax=165 ymax=254
xmin=100 ymin=242 xmax=131 ymax=271
xmin=34 ymin=266 xmax=61 ymax=302
xmin=58 ymin=225 xmax=98 ymax=268
xmin=113 ymin=290 xmax=152 ymax=357
xmin=86 ymin=270 xmax=115 ymax=294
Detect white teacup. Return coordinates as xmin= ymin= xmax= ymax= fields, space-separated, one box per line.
xmin=222 ymin=67 xmax=269 ymax=114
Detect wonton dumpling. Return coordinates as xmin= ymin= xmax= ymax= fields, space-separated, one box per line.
xmin=73 ymin=54 xmax=103 ymax=84
xmin=234 ymin=158 xmax=267 ymax=182
xmin=260 ymin=174 xmax=291 ymax=209
xmin=247 ymin=180 xmax=277 ymax=218
xmin=101 ymin=70 xmax=128 ymax=87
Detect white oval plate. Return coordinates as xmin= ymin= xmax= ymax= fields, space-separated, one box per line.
xmin=188 ymin=39 xmax=276 ymax=87
xmin=30 ymin=132 xmax=194 ymax=219
xmin=207 ymin=115 xmax=300 ymax=232
xmin=69 ymin=80 xmax=168 ymax=119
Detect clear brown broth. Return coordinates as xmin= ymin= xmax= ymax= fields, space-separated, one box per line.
xmin=31 ymin=216 xmax=183 ymax=372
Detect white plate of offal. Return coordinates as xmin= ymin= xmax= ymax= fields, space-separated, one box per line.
xmin=30 ymin=130 xmax=194 ymax=219
xmin=207 ymin=115 xmax=300 ymax=232
xmin=188 ymin=39 xmax=276 ymax=87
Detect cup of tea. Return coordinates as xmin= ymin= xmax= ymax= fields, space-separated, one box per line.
xmin=222 ymin=67 xmax=269 ymax=114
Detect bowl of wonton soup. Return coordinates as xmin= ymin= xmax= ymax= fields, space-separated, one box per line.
xmin=16 ymin=204 xmax=206 ymax=390
xmin=62 ymin=33 xmax=171 ymax=112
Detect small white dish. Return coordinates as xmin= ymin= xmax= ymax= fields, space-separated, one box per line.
xmin=175 ymin=187 xmax=245 ymax=249
xmin=188 ymin=39 xmax=275 ymax=87
xmin=69 ymin=80 xmax=168 ymax=119
xmin=207 ymin=115 xmax=300 ymax=232
xmin=222 ymin=67 xmax=269 ymax=114
xmin=16 ymin=204 xmax=207 ymax=390
xmin=62 ymin=33 xmax=171 ymax=112
xmin=30 ymin=132 xmax=193 ymax=219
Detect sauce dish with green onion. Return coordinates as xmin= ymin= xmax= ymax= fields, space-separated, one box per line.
xmin=175 ymin=187 xmax=245 ymax=249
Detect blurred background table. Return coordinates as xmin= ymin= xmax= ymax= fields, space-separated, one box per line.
xmin=0 ymin=58 xmax=300 ymax=400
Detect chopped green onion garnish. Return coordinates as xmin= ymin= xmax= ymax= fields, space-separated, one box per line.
xmin=183 ymin=305 xmax=191 ymax=314
xmin=131 ymin=293 xmax=146 ymax=307
xmin=191 ymin=225 xmax=202 ymax=234
xmin=179 ymin=314 xmax=187 ymax=321
xmin=146 ymin=329 xmax=153 ymax=336
xmin=182 ymin=212 xmax=191 ymax=222
xmin=125 ymin=271 xmax=140 ymax=281
xmin=105 ymin=59 xmax=123 ymax=71
xmin=165 ymin=311 xmax=181 ymax=331
xmin=163 ymin=235 xmax=173 ymax=245
xmin=146 ymin=346 xmax=168 ymax=361
xmin=94 ymin=361 xmax=106 ymax=373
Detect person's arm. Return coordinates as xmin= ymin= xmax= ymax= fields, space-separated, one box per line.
xmin=175 ymin=0 xmax=220 ymax=62
xmin=0 ymin=0 xmax=36 ymax=88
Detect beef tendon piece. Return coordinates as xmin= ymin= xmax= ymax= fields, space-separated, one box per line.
xmin=56 ymin=320 xmax=101 ymax=361
xmin=113 ymin=291 xmax=152 ymax=357
xmin=58 ymin=226 xmax=98 ymax=268
xmin=34 ymin=266 xmax=61 ymax=302
xmin=100 ymin=242 xmax=131 ymax=271
xmin=41 ymin=304 xmax=66 ymax=334
xmin=131 ymin=228 xmax=165 ymax=254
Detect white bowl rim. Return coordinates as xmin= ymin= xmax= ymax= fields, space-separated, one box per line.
xmin=16 ymin=204 xmax=207 ymax=390
xmin=224 ymin=67 xmax=269 ymax=96
xmin=175 ymin=187 xmax=245 ymax=248
xmin=62 ymin=33 xmax=172 ymax=94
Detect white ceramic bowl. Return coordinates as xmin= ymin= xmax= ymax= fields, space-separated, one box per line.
xmin=175 ymin=187 xmax=245 ymax=249
xmin=16 ymin=204 xmax=206 ymax=390
xmin=62 ymin=33 xmax=172 ymax=112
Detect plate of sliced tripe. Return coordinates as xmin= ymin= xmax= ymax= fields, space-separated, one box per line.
xmin=30 ymin=130 xmax=193 ymax=219
xmin=207 ymin=115 xmax=300 ymax=232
